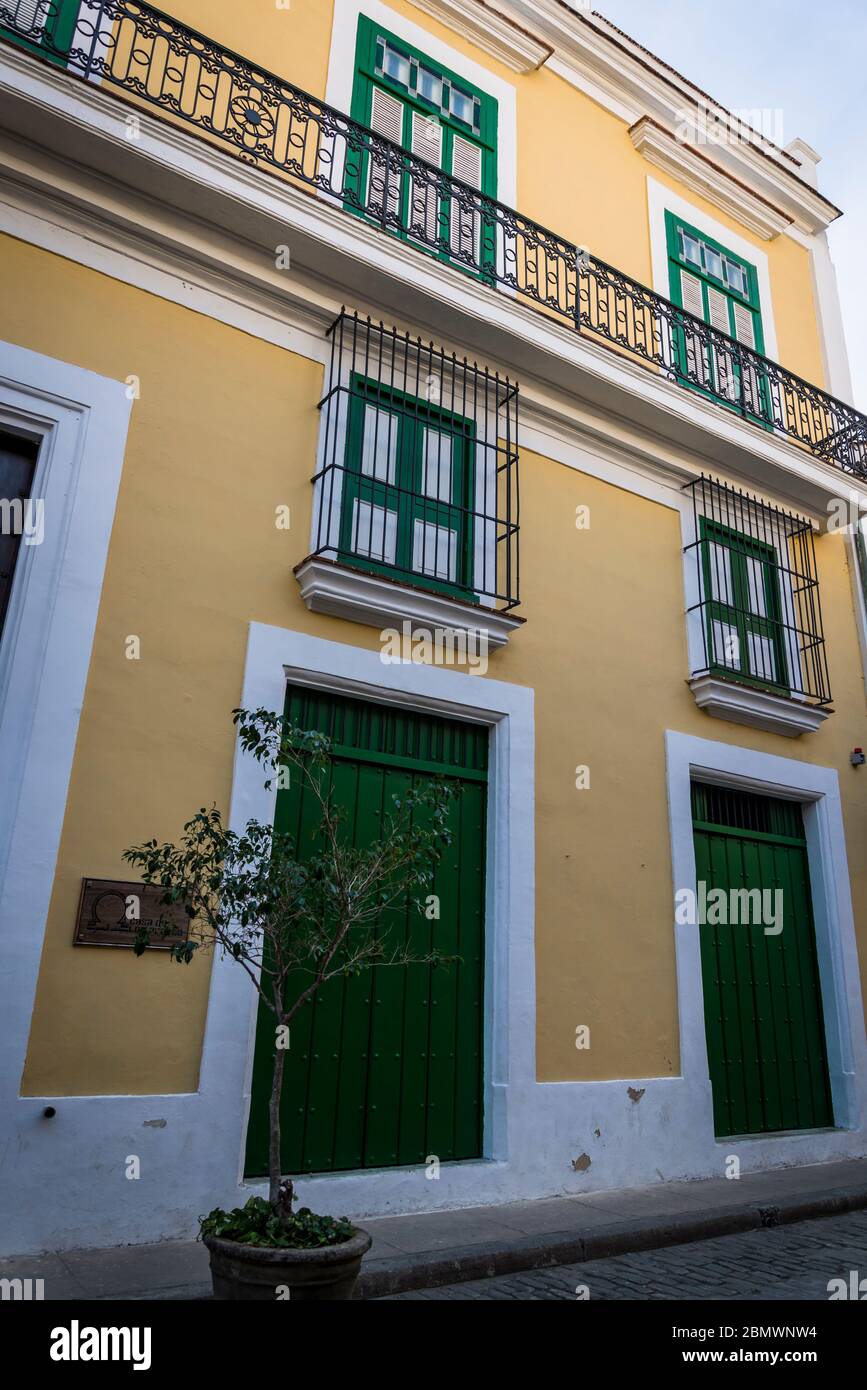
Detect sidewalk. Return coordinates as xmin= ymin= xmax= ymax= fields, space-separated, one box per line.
xmin=5 ymin=1156 xmax=866 ymax=1300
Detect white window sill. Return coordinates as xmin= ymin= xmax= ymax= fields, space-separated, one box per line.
xmin=294 ymin=557 xmax=524 ymax=650
xmin=689 ymin=675 xmax=832 ymax=737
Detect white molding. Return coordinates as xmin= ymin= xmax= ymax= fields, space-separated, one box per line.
xmin=630 ymin=118 xmax=792 ymax=242
xmin=407 ymin=0 xmax=553 ymax=72
xmin=506 ymin=2 xmax=840 ymax=235
xmin=295 ymin=557 xmax=524 ymax=649
xmin=325 ymin=0 xmax=518 ymax=209
xmin=665 ymin=730 xmax=867 ymax=1141
xmin=0 ymin=340 xmax=131 ymax=1094
xmin=646 ymin=176 xmax=780 ymax=364
xmin=688 ymin=675 xmax=831 ymax=738
xmin=808 ymin=232 xmax=855 ymax=405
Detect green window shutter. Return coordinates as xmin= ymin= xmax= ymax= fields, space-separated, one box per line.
xmin=338 ymin=376 xmax=476 ymax=598
xmin=349 ymin=15 xmax=497 ymax=272
xmin=1 ymin=0 xmax=82 ymax=66
xmin=700 ymin=517 xmax=789 ymax=691
xmin=666 ymin=211 xmax=769 ymax=418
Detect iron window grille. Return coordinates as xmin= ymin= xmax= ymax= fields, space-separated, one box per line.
xmin=310 ymin=311 xmax=519 ymax=610
xmin=683 ymin=474 xmax=831 ymax=706
xmin=3 ymin=0 xmax=867 ymax=476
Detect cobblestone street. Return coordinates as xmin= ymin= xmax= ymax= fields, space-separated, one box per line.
xmin=381 ymin=1210 xmax=867 ymax=1300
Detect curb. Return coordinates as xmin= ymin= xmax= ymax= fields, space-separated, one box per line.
xmin=354 ymin=1183 xmax=867 ymax=1299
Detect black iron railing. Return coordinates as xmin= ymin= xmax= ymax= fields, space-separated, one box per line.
xmin=3 ymin=0 xmax=866 ymax=478
xmin=683 ymin=475 xmax=831 ymax=706
xmin=312 ymin=311 xmax=519 ymax=609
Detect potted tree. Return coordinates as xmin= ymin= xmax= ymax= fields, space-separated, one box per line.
xmin=124 ymin=707 xmax=455 ymax=1301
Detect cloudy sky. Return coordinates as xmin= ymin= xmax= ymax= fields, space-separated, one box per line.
xmin=584 ymin=0 xmax=867 ymax=407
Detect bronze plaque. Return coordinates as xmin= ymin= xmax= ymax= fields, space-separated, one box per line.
xmin=73 ymin=878 xmax=190 ymax=950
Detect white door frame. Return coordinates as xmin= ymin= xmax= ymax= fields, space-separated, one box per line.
xmin=665 ymin=729 xmax=867 ymax=1145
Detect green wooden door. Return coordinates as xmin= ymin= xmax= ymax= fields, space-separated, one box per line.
xmin=692 ymin=783 xmax=833 ymax=1137
xmin=244 ymin=685 xmax=487 ymax=1177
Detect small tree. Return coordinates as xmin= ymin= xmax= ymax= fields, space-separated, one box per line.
xmin=124 ymin=707 xmax=455 ymax=1232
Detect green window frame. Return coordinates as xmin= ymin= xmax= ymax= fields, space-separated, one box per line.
xmin=338 ymin=374 xmax=477 ymax=601
xmin=0 ymin=0 xmax=82 ymax=67
xmin=346 ymin=15 xmax=498 ymax=277
xmin=699 ymin=517 xmax=789 ymax=693
xmin=666 ymin=211 xmax=771 ymax=422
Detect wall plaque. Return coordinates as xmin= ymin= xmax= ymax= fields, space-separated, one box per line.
xmin=73 ymin=878 xmax=190 ymax=950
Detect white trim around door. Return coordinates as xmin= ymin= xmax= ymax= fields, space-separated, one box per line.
xmin=0 ymin=341 xmax=131 ymax=1108
xmin=665 ymin=728 xmax=867 ymax=1156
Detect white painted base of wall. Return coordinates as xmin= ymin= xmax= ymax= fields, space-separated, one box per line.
xmin=3 ymin=1072 xmax=866 ymax=1257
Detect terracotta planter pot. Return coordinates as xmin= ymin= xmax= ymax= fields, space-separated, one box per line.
xmin=203 ymin=1227 xmax=372 ymax=1301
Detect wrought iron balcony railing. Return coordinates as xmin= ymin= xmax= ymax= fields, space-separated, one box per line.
xmin=312 ymin=311 xmax=519 ymax=610
xmin=3 ymin=0 xmax=866 ymax=479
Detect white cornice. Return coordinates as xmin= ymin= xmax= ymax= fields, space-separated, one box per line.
xmin=407 ymin=0 xmax=553 ymax=72
xmin=501 ymin=0 xmax=841 ymax=234
xmin=629 ymin=118 xmax=791 ymax=242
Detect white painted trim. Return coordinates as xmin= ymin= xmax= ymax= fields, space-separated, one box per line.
xmin=646 ymin=176 xmax=780 ymax=364
xmin=665 ymin=729 xmax=867 ymax=1141
xmin=630 ymin=118 xmax=792 ymax=242
xmin=845 ymin=524 xmax=867 ymax=706
xmin=295 ymin=557 xmax=524 ymax=647
xmin=808 ymin=232 xmax=855 ymax=405
xmin=688 ymin=675 xmax=831 ymax=738
xmin=0 ymin=340 xmax=131 ymax=1089
xmin=407 ymin=0 xmax=553 ymax=72
xmin=507 ymin=2 xmax=840 ymax=235
xmin=325 ymin=0 xmax=518 ymax=209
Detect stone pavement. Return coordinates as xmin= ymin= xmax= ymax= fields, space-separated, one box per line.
xmin=380 ymin=1208 xmax=867 ymax=1300
xmin=1 ymin=1155 xmax=865 ymax=1300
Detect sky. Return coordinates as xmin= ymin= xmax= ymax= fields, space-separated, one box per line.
xmin=580 ymin=0 xmax=867 ymax=407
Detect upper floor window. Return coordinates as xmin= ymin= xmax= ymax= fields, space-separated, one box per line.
xmin=666 ymin=213 xmax=770 ymax=420
xmin=348 ymin=16 xmax=498 ymax=271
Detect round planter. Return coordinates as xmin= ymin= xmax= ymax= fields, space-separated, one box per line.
xmin=203 ymin=1227 xmax=372 ymax=1301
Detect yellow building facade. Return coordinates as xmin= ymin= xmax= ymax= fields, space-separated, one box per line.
xmin=0 ymin=0 xmax=866 ymax=1253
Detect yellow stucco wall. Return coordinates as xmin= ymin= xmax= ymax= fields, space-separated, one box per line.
xmin=2 ymin=234 xmax=864 ymax=1097
xmin=145 ymin=0 xmax=827 ymax=388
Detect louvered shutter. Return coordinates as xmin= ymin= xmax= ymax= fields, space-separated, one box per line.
xmin=450 ymin=134 xmax=483 ymax=265
xmin=679 ymin=269 xmax=710 ymax=386
xmin=409 ymin=111 xmax=443 ymax=245
xmin=732 ymin=301 xmax=762 ymax=414
xmin=367 ymin=85 xmax=404 ymax=224
xmin=707 ymin=285 xmax=738 ymax=401
xmin=15 ymin=1 xmax=52 ymax=35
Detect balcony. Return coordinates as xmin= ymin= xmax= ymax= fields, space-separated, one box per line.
xmin=2 ymin=0 xmax=867 ymax=481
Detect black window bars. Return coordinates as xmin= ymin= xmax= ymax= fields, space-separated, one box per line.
xmin=311 ymin=310 xmax=519 ymax=610
xmin=3 ymin=0 xmax=866 ymax=478
xmin=683 ymin=474 xmax=831 ymax=706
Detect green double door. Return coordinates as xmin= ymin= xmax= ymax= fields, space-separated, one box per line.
xmin=244 ymin=686 xmax=487 ymax=1178
xmin=692 ymin=783 xmax=833 ymax=1137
